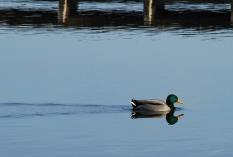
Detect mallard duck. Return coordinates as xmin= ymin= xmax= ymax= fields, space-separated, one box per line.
xmin=131 ymin=94 xmax=183 ymax=112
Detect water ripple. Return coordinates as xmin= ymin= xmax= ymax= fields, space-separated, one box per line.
xmin=0 ymin=103 xmax=131 ymax=119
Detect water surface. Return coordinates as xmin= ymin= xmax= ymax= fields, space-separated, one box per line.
xmin=0 ymin=0 xmax=233 ymax=156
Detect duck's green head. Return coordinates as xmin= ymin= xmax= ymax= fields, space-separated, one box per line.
xmin=166 ymin=94 xmax=183 ymax=108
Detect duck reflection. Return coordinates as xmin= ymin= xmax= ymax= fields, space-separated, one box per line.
xmin=131 ymin=109 xmax=184 ymax=125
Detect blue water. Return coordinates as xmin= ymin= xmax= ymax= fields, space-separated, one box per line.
xmin=0 ymin=0 xmax=233 ymax=156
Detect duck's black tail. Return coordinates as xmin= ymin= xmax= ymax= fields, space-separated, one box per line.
xmin=130 ymin=99 xmax=137 ymax=109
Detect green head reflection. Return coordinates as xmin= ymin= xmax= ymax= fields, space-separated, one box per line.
xmin=131 ymin=109 xmax=184 ymax=125
xmin=166 ymin=109 xmax=184 ymax=125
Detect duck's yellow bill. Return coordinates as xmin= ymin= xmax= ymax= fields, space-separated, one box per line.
xmin=177 ymin=99 xmax=184 ymax=104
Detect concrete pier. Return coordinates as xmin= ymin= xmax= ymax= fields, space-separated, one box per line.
xmin=58 ymin=0 xmax=166 ymax=24
xmin=58 ymin=0 xmax=78 ymax=23
xmin=231 ymin=0 xmax=233 ymax=23
xmin=57 ymin=0 xmax=233 ymax=25
xmin=144 ymin=0 xmax=233 ymax=24
xmin=144 ymin=0 xmax=165 ymax=24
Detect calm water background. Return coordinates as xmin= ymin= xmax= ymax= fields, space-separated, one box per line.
xmin=0 ymin=0 xmax=233 ymax=156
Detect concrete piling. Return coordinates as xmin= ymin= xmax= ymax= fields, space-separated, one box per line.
xmin=58 ymin=0 xmax=78 ymax=24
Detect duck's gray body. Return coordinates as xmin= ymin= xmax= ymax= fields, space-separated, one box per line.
xmin=131 ymin=99 xmax=171 ymax=112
